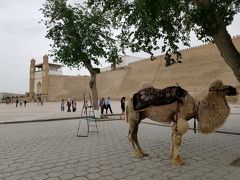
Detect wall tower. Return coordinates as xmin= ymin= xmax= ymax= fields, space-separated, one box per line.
xmin=29 ymin=58 xmax=36 ymax=100
xmin=41 ymin=55 xmax=49 ymax=100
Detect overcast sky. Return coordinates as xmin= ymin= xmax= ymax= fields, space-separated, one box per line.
xmin=0 ymin=1 xmax=240 ymax=94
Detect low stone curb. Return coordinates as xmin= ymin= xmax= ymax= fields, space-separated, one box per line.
xmin=0 ymin=116 xmax=122 ymax=125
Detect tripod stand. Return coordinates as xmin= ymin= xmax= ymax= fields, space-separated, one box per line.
xmin=77 ymin=92 xmax=98 ymax=137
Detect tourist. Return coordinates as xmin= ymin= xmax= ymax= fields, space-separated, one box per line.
xmin=24 ymin=100 xmax=27 ymax=107
xmin=61 ymin=99 xmax=65 ymax=111
xmin=105 ymin=96 xmax=113 ymax=114
xmin=37 ymin=98 xmax=41 ymax=106
xmin=20 ymin=100 xmax=23 ymax=107
xmin=120 ymin=97 xmax=126 ymax=119
xmin=83 ymin=100 xmax=89 ymax=114
xmin=67 ymin=98 xmax=71 ymax=112
xmin=72 ymin=99 xmax=77 ymax=112
xmin=99 ymin=97 xmax=106 ymax=114
xmin=16 ymin=98 xmax=19 ymax=107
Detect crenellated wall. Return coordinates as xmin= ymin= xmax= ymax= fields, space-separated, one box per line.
xmin=96 ymin=36 xmax=240 ymax=101
xmin=47 ymin=75 xmax=90 ymax=101
xmin=32 ymin=36 xmax=240 ymax=102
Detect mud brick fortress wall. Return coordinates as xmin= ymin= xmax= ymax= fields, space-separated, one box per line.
xmin=30 ymin=36 xmax=240 ymax=102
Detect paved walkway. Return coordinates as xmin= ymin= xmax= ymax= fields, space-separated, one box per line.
xmin=0 ymin=101 xmax=122 ymax=123
xmin=0 ymin=102 xmax=240 ymax=179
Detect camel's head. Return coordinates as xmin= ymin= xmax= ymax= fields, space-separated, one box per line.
xmin=223 ymin=85 xmax=237 ymax=96
xmin=209 ymin=80 xmax=237 ymax=96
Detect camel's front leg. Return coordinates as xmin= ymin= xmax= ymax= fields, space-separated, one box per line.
xmin=171 ymin=118 xmax=189 ymax=165
xmin=128 ymin=121 xmax=149 ymax=158
xmin=134 ymin=125 xmax=149 ymax=156
xmin=129 ymin=123 xmax=144 ymax=158
xmin=172 ymin=132 xmax=184 ymax=165
xmin=170 ymin=123 xmax=176 ymax=158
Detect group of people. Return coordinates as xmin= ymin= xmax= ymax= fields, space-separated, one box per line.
xmin=99 ymin=96 xmax=126 ymax=119
xmin=16 ymin=99 xmax=27 ymax=107
xmin=37 ymin=98 xmax=44 ymax=106
xmin=61 ymin=98 xmax=77 ymax=112
xmin=60 ymin=96 xmax=126 ymax=119
xmin=99 ymin=96 xmax=113 ymax=114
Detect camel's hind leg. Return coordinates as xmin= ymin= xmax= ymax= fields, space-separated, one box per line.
xmin=133 ymin=124 xmax=149 ymax=156
xmin=171 ymin=118 xmax=189 ymax=165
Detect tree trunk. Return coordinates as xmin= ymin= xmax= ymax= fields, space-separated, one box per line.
xmin=212 ymin=26 xmax=240 ymax=82
xmin=194 ymin=0 xmax=240 ymax=82
xmin=89 ymin=72 xmax=99 ymax=110
xmin=85 ymin=63 xmax=99 ymax=110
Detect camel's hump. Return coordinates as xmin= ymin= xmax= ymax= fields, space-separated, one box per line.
xmin=133 ymin=86 xmax=187 ymax=111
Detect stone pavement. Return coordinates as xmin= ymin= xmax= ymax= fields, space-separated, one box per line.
xmin=0 ymin=101 xmax=122 ymax=123
xmin=0 ymin=102 xmax=240 ymax=179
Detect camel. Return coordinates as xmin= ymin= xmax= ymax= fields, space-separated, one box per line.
xmin=125 ymin=80 xmax=237 ymax=165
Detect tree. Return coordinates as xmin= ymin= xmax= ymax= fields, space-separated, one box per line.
xmin=41 ymin=0 xmax=120 ymax=109
xmin=87 ymin=0 xmax=240 ymax=81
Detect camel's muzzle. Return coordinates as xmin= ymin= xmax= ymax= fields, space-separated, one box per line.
xmin=224 ymin=85 xmax=237 ymax=96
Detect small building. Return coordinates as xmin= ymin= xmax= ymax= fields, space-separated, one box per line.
xmin=29 ymin=55 xmax=90 ymax=102
xmin=100 ymin=55 xmax=143 ymax=72
xmin=29 ymin=55 xmax=63 ymax=101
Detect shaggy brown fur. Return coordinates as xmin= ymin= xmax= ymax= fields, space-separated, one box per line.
xmin=197 ymin=80 xmax=231 ymax=133
xmin=126 ymin=80 xmax=236 ymax=165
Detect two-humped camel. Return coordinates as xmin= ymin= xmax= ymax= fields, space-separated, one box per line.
xmin=126 ymin=80 xmax=237 ymax=165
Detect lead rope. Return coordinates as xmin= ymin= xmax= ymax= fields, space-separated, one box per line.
xmin=174 ymin=102 xmax=180 ymax=132
xmin=194 ymin=117 xmax=197 ymax=133
xmin=193 ymin=102 xmax=200 ymax=133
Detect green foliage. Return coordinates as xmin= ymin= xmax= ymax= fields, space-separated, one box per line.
xmin=87 ymin=0 xmax=240 ymax=66
xmin=40 ymin=0 xmax=121 ymax=73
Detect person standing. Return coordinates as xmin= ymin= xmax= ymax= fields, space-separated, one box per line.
xmin=83 ymin=100 xmax=89 ymax=114
xmin=37 ymin=98 xmax=40 ymax=106
xmin=72 ymin=99 xmax=77 ymax=112
xmin=67 ymin=98 xmax=72 ymax=112
xmin=24 ymin=100 xmax=27 ymax=107
xmin=16 ymin=99 xmax=19 ymax=107
xmin=41 ymin=99 xmax=44 ymax=106
xmin=99 ymin=97 xmax=106 ymax=114
xmin=120 ymin=97 xmax=126 ymax=119
xmin=105 ymin=96 xmax=113 ymax=114
xmin=61 ymin=99 xmax=65 ymax=111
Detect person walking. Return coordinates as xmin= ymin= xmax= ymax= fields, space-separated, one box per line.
xmin=120 ymin=97 xmax=126 ymax=119
xmin=61 ymin=99 xmax=65 ymax=111
xmin=105 ymin=96 xmax=113 ymax=114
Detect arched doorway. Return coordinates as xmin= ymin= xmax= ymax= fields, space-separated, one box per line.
xmin=36 ymin=81 xmax=42 ymax=94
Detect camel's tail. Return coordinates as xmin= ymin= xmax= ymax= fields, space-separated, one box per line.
xmin=125 ymin=98 xmax=139 ymax=124
xmin=125 ymin=103 xmax=129 ymax=123
xmin=125 ymin=99 xmax=132 ymax=123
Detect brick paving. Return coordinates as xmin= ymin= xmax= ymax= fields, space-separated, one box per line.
xmin=0 ymin=102 xmax=240 ymax=179
xmin=0 ymin=101 xmax=122 ymax=123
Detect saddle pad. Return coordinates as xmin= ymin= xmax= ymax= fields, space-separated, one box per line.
xmin=133 ymin=86 xmax=187 ymax=111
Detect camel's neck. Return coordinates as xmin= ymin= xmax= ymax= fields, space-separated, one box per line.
xmin=197 ymin=92 xmax=230 ymax=133
xmin=202 ymin=92 xmax=229 ymax=109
